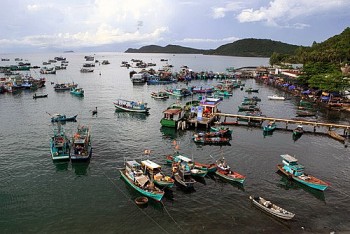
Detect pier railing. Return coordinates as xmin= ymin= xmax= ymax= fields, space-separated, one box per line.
xmin=215 ymin=113 xmax=350 ymax=133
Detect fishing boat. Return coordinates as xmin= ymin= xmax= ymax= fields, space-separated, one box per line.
xmin=215 ymin=157 xmax=246 ymax=184
xmin=277 ymin=154 xmax=329 ymax=191
xmin=245 ymin=88 xmax=259 ymax=93
xmin=33 ymin=93 xmax=48 ymax=99
xmin=113 ymin=99 xmax=150 ymax=113
xmin=249 ymin=196 xmax=295 ymax=220
xmin=50 ymin=124 xmax=70 ymax=161
xmin=293 ymin=125 xmax=304 ymax=137
xmin=70 ymin=87 xmax=84 ymax=97
xmin=168 ymin=153 xmax=207 ymax=178
xmin=171 ymin=161 xmax=196 ymax=189
xmin=296 ymin=110 xmax=316 ymax=117
xmin=120 ymin=160 xmax=164 ymax=201
xmin=209 ymin=126 xmax=233 ymax=136
xmin=328 ymin=130 xmax=346 ymax=144
xmin=238 ymin=105 xmax=260 ymax=112
xmin=150 ymin=91 xmax=169 ymax=100
xmin=70 ymin=125 xmax=92 ymax=162
xmin=268 ymin=95 xmax=285 ymax=100
xmin=160 ymin=103 xmax=185 ymax=128
xmin=50 ymin=113 xmax=78 ymax=122
xmin=244 ymin=96 xmax=261 ymax=102
xmin=193 ymin=136 xmax=231 ymax=145
xmin=141 ymin=159 xmax=174 ymax=189
xmin=262 ymin=121 xmax=276 ymax=132
xmin=193 ymin=162 xmax=217 ymax=174
xmin=54 ymin=83 xmax=78 ymax=91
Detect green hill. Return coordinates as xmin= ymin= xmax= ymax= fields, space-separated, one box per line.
xmin=125 ymin=39 xmax=300 ymax=57
xmin=125 ymin=44 xmax=209 ymax=54
xmin=209 ymin=39 xmax=300 ymax=57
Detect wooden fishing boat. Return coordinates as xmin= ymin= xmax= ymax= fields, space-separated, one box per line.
xmin=33 ymin=93 xmax=48 ymax=99
xmin=160 ymin=103 xmax=185 ymax=128
xmin=193 ymin=136 xmax=231 ymax=145
xmin=172 ymin=161 xmax=196 ymax=189
xmin=262 ymin=121 xmax=276 ymax=132
xmin=135 ymin=196 xmax=148 ymax=206
xmin=215 ymin=157 xmax=246 ymax=184
xmin=238 ymin=105 xmax=260 ymax=112
xmin=244 ymin=96 xmax=261 ymax=102
xmin=209 ymin=126 xmax=233 ymax=136
xmin=141 ymin=159 xmax=174 ymax=189
xmin=51 ymin=113 xmax=78 ymax=122
xmin=120 ymin=160 xmax=164 ymax=201
xmin=194 ymin=162 xmax=217 ymax=174
xmin=54 ymin=83 xmax=78 ymax=91
xmin=249 ymin=196 xmax=295 ymax=220
xmin=113 ymin=99 xmax=150 ymax=113
xmin=296 ymin=110 xmax=316 ymax=117
xmin=70 ymin=125 xmax=92 ymax=162
xmin=70 ymin=87 xmax=84 ymax=97
xmin=277 ymin=154 xmax=329 ymax=191
xmin=150 ymin=91 xmax=169 ymax=99
xmin=328 ymin=130 xmax=346 ymax=144
xmin=245 ymin=88 xmax=259 ymax=93
xmin=50 ymin=124 xmax=70 ymax=161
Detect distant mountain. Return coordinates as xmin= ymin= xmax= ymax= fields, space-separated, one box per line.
xmin=209 ymin=39 xmax=300 ymax=57
xmin=125 ymin=44 xmax=209 ymax=54
xmin=125 ymin=39 xmax=300 ymax=57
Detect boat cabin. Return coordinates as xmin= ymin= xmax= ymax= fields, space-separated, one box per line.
xmin=141 ymin=160 xmax=162 ymax=175
xmin=280 ymin=154 xmax=305 ymax=176
xmin=125 ymin=160 xmax=149 ymax=187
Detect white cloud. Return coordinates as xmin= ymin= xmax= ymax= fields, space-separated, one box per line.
xmin=236 ymin=0 xmax=349 ymax=27
xmin=27 ymin=4 xmax=40 ymax=12
xmin=212 ymin=2 xmax=244 ymax=19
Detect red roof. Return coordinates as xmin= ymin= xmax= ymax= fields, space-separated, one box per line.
xmin=163 ymin=109 xmax=182 ymax=114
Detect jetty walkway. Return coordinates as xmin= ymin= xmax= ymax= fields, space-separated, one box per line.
xmin=215 ymin=113 xmax=350 ymax=135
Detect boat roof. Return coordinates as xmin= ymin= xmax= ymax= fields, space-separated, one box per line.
xmin=280 ymin=154 xmax=298 ymax=163
xmin=141 ymin=160 xmax=161 ymax=170
xmin=163 ymin=108 xmax=183 ymax=115
xmin=176 ymin=155 xmax=192 ymax=162
xmin=126 ymin=160 xmax=140 ymax=167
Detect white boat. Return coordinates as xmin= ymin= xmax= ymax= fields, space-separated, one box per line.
xmin=113 ymin=99 xmax=150 ymax=113
xmin=249 ymin=196 xmax=295 ymax=220
xmin=268 ymin=95 xmax=285 ymax=100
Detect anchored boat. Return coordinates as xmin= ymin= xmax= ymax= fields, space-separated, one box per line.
xmin=70 ymin=125 xmax=92 ymax=162
xmin=249 ymin=196 xmax=295 ymax=220
xmin=50 ymin=124 xmax=70 ymax=161
xmin=277 ymin=154 xmax=329 ymax=191
xmin=113 ymin=99 xmax=150 ymax=113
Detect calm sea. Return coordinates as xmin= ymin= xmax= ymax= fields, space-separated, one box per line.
xmin=0 ymin=52 xmax=349 ymax=233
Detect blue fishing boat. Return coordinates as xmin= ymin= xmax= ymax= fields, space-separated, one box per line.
xmin=120 ymin=160 xmax=164 ymax=201
xmin=70 ymin=125 xmax=92 ymax=162
xmin=70 ymin=87 xmax=84 ymax=96
xmin=51 ymin=113 xmax=78 ymax=122
xmin=277 ymin=154 xmax=329 ymax=191
xmin=50 ymin=124 xmax=70 ymax=161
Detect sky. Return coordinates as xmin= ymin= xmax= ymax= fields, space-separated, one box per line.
xmin=0 ymin=0 xmax=349 ymax=53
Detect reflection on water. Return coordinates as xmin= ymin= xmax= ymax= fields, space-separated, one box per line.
xmin=160 ymin=127 xmax=178 ymax=139
xmin=263 ymin=131 xmax=274 ymax=138
xmin=114 ymin=111 xmax=149 ymax=120
xmin=277 ymin=171 xmax=326 ymax=202
xmin=53 ymin=161 xmax=69 ymax=171
xmin=72 ymin=162 xmax=90 ymax=176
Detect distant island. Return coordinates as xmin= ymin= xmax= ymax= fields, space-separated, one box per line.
xmin=63 ymin=50 xmax=74 ymax=53
xmin=125 ymin=39 xmax=302 ymax=57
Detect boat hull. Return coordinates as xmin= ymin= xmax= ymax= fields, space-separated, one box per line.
xmin=277 ymin=164 xmax=328 ymax=191
xmin=114 ymin=104 xmax=149 ymax=113
xmin=70 ymin=146 xmax=92 ymax=162
xmin=215 ymin=169 xmax=245 ymax=184
xmin=249 ymin=196 xmax=295 ymax=220
xmin=50 ymin=141 xmax=70 ymax=161
xmin=120 ymin=170 xmax=164 ymax=201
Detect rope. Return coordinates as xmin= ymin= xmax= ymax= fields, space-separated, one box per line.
xmin=161 ymin=201 xmax=185 ymax=233
xmin=99 ymin=168 xmax=170 ymax=234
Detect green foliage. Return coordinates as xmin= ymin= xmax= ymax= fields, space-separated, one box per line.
xmin=211 ymin=39 xmax=300 ymax=57
xmin=298 ymin=62 xmax=346 ymax=91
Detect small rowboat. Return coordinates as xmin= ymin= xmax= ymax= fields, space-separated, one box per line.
xmin=33 ymin=94 xmax=48 ymax=99
xmin=135 ymin=196 xmax=148 ymax=205
xmin=249 ymin=196 xmax=295 ymax=220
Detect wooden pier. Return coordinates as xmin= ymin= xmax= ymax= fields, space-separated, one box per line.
xmin=215 ymin=113 xmax=350 ymax=135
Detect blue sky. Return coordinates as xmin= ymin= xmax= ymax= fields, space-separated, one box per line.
xmin=0 ymin=0 xmax=349 ymax=53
